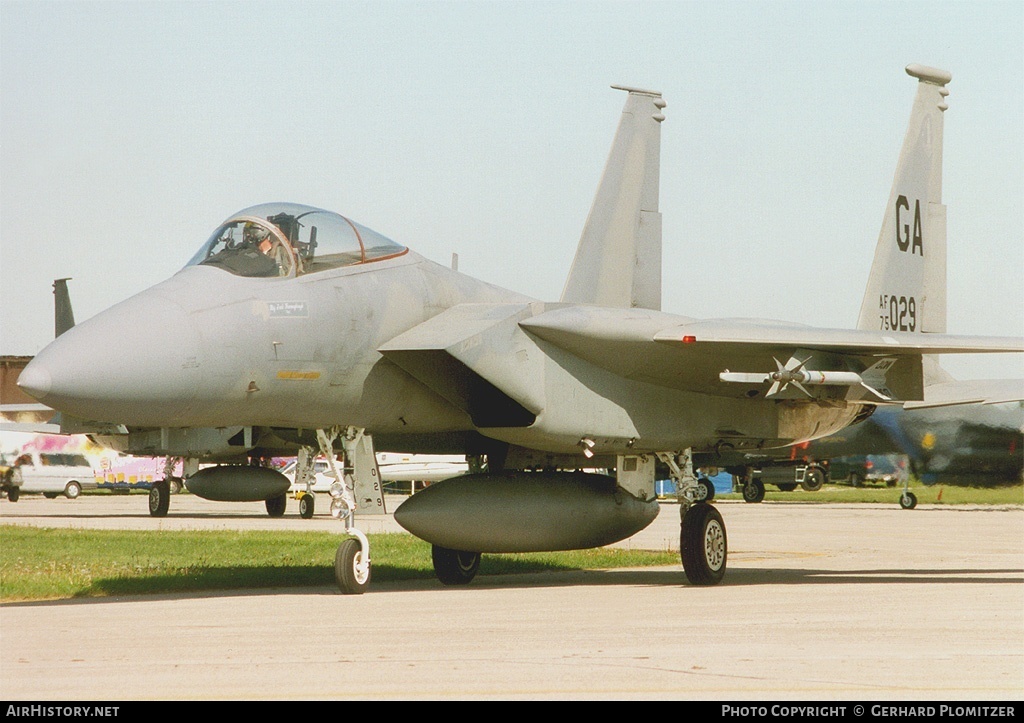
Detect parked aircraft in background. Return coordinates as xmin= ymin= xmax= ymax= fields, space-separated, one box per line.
xmin=722 ymin=399 xmax=1021 ymax=507
xmin=789 ymin=402 xmax=1020 ymax=484
xmin=824 ymin=402 xmax=1022 ymax=485
xmin=14 ymin=66 xmax=1023 ymax=593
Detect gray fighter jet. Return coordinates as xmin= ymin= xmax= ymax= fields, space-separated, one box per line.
xmin=16 ymin=65 xmax=1023 ymax=593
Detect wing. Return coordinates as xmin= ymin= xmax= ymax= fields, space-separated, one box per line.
xmin=381 ymin=302 xmax=1023 ymax=415
xmin=519 ymin=305 xmax=1023 ymax=405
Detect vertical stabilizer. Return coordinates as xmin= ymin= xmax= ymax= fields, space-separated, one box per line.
xmin=53 ymin=278 xmax=75 ymax=338
xmin=857 ymin=65 xmax=951 ymax=335
xmin=561 ymin=86 xmax=665 ymax=310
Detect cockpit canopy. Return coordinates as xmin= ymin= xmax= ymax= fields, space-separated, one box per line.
xmin=186 ymin=203 xmax=407 ymax=278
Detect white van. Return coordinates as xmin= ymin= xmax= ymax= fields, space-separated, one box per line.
xmin=7 ymin=451 xmax=97 ymax=500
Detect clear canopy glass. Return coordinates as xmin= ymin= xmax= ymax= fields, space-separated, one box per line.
xmin=186 ymin=203 xmax=407 ymax=278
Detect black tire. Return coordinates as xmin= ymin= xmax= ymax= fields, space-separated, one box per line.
xmin=742 ymin=478 xmax=765 ymax=503
xmin=849 ymin=472 xmax=862 ymax=488
xmin=696 ymin=477 xmax=715 ymax=502
xmin=777 ymin=483 xmax=797 ymax=492
xmin=265 ymin=493 xmax=286 ymax=517
xmin=168 ymin=478 xmax=182 ymax=494
xmin=335 ymin=537 xmax=370 ymax=594
xmin=298 ymin=493 xmax=315 ymax=519
xmin=149 ymin=480 xmax=170 ymax=517
xmin=65 ymin=481 xmax=82 ymax=499
xmin=432 ymin=545 xmax=481 ymax=586
xmin=680 ymin=502 xmax=727 ymax=586
xmin=899 ymin=491 xmax=918 ymax=510
xmin=801 ymin=467 xmax=825 ymax=492
xmin=7 ymin=469 xmax=22 ymax=502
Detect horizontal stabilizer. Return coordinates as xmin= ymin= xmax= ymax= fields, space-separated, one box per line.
xmin=0 ymin=402 xmax=59 ymax=433
xmin=903 ymin=378 xmax=1024 ymax=409
xmin=0 ymin=402 xmax=53 ymax=417
xmin=0 ymin=421 xmax=62 ymax=435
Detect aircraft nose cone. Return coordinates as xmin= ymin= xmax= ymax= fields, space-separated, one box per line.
xmin=17 ymin=362 xmax=51 ymax=401
xmin=24 ymin=288 xmax=204 ymax=426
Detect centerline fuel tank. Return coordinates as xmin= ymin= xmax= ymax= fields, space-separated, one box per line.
xmin=393 ymin=471 xmax=659 ymax=553
xmin=184 ymin=465 xmax=290 ymax=502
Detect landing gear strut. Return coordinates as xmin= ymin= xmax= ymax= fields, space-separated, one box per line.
xmin=318 ymin=427 xmax=372 ymax=594
xmin=659 ymin=448 xmax=728 ymax=586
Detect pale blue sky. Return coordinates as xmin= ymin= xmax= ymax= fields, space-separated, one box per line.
xmin=2 ymin=0 xmax=1021 ymax=380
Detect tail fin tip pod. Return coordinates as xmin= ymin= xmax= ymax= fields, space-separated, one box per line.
xmin=905 ymin=64 xmax=953 ymax=87
xmin=857 ymin=65 xmax=952 ymax=336
xmin=561 ymin=85 xmax=665 ymax=311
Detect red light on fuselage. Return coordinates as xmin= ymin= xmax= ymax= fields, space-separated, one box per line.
xmin=682 ymin=335 xmax=697 ymax=343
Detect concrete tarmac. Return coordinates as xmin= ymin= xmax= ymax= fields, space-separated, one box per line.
xmin=1 ymin=493 xmax=1022 ymax=700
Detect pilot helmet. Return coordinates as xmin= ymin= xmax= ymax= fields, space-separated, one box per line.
xmin=244 ymin=222 xmax=270 ymax=243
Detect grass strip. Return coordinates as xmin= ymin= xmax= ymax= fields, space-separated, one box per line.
xmin=0 ymin=528 xmax=679 ymax=602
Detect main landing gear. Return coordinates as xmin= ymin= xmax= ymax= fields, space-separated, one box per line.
xmin=432 ymin=546 xmax=482 ymax=585
xmin=148 ymin=458 xmax=193 ymax=517
xmin=659 ymin=449 xmax=728 ymax=586
xmin=265 ymin=493 xmax=287 ymax=517
xmin=681 ymin=502 xmax=727 ymax=585
xmin=148 ymin=456 xmax=183 ymax=518
xmin=149 ymin=479 xmax=170 ymax=517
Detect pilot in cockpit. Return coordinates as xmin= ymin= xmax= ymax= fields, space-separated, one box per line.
xmin=244 ymin=222 xmax=290 ymax=276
